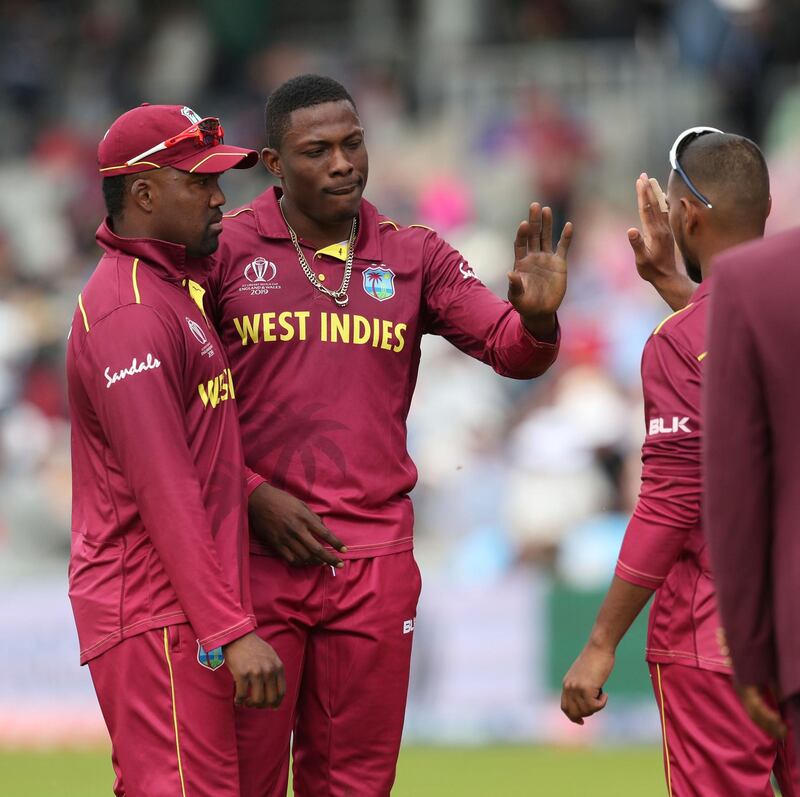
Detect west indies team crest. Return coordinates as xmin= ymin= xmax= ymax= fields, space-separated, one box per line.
xmin=362 ymin=265 xmax=396 ymax=302
xmin=197 ymin=642 xmax=225 ymax=671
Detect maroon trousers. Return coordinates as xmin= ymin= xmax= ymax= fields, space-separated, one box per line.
xmin=88 ymin=623 xmax=240 ymax=797
xmin=650 ymin=663 xmax=799 ymax=797
xmin=236 ymin=551 xmax=422 ymax=797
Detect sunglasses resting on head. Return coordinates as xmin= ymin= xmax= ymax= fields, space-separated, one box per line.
xmin=124 ymin=117 xmax=225 ymax=168
xmin=669 ymin=126 xmax=723 ymax=209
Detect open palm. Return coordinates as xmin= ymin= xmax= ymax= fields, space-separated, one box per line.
xmin=507 ymin=202 xmax=572 ymax=321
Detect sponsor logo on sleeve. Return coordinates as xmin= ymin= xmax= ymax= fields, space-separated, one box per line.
xmin=363 ymin=265 xmax=396 ymax=301
xmin=648 ymin=416 xmax=692 ymax=435
xmin=104 ymin=353 xmax=161 ymax=389
xmin=459 ymin=261 xmax=477 ymax=280
xmin=403 ymin=617 xmax=416 ymax=634
xmin=186 ymin=317 xmax=215 ymax=358
xmin=240 ymin=257 xmax=281 ymax=296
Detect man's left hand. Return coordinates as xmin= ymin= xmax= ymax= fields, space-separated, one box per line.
xmin=507 ymin=202 xmax=572 ymax=339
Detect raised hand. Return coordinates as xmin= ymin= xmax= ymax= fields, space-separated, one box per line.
xmin=249 ymin=482 xmax=347 ymax=567
xmin=507 ymin=203 xmax=572 ymax=338
xmin=627 ymin=172 xmax=694 ymax=311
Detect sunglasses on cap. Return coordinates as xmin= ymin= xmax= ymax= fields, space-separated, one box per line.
xmin=669 ymin=126 xmax=723 ymax=209
xmin=125 ymin=117 xmax=225 ymax=168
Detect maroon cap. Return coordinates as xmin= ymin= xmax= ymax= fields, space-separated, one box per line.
xmin=98 ymin=103 xmax=258 ymax=176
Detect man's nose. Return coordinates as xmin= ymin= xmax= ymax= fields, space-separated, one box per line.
xmin=330 ymin=147 xmax=354 ymax=175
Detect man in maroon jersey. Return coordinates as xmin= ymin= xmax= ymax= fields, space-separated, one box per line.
xmin=208 ymin=74 xmax=571 ymax=797
xmin=561 ymin=130 xmax=799 ymax=795
xmin=68 ymin=103 xmax=285 ymax=797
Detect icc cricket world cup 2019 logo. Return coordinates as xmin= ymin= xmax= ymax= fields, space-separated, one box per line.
xmin=245 ymin=257 xmax=277 ymax=283
xmin=241 ymin=257 xmax=281 ymax=295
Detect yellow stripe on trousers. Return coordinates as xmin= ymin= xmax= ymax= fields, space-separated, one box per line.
xmin=163 ymin=628 xmax=188 ymax=797
xmin=656 ymin=663 xmax=674 ymax=797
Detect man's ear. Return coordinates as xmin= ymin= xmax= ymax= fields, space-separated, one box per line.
xmin=683 ymin=197 xmax=702 ymax=236
xmin=767 ymin=194 xmax=772 ymax=220
xmin=261 ymin=148 xmax=282 ymax=179
xmin=129 ymin=176 xmax=155 ymax=214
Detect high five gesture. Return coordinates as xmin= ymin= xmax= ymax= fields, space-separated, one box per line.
xmin=508 ymin=202 xmax=572 ymax=339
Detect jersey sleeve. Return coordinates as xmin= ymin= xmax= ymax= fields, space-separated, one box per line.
xmin=245 ymin=467 xmax=266 ymax=497
xmin=615 ymin=332 xmax=702 ymax=590
xmin=75 ymin=303 xmax=254 ymax=650
xmin=421 ymin=230 xmax=559 ymax=378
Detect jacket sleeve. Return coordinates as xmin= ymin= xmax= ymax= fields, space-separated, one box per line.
xmin=421 ymin=230 xmax=559 ymax=378
xmin=703 ymin=266 xmax=775 ymax=686
xmin=76 ymin=303 xmax=254 ymax=650
xmin=616 ymin=333 xmax=702 ymax=590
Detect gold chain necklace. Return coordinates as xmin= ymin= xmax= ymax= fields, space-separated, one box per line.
xmin=279 ymin=199 xmax=357 ymax=308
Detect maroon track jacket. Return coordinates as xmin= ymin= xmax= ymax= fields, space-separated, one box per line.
xmin=67 ymin=221 xmax=255 ymax=664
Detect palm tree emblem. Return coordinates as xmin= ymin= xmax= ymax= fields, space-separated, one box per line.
xmin=363 ymin=266 xmax=395 ymax=302
xmin=248 ymin=401 xmax=349 ymax=499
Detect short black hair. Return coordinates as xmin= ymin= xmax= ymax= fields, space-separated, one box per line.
xmin=678 ymin=133 xmax=770 ymax=227
xmin=102 ymin=175 xmax=129 ymax=221
xmin=265 ymin=74 xmax=356 ymax=150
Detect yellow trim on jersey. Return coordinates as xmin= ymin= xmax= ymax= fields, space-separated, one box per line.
xmin=98 ymin=161 xmax=161 ymax=172
xmin=163 ymin=628 xmax=188 ymax=797
xmin=697 ymin=351 xmax=707 ymax=362
xmin=78 ymin=293 xmax=90 ymax=332
xmin=409 ymin=223 xmax=435 ymax=232
xmin=379 ymin=219 xmax=399 ymax=230
xmin=185 ymin=279 xmax=208 ymax=321
xmin=223 ymin=207 xmax=254 ymax=218
xmin=132 ymin=258 xmax=141 ymax=304
xmin=188 ymin=152 xmax=244 ymax=173
xmin=656 ymin=664 xmax=674 ymax=797
xmin=653 ymin=303 xmax=694 ymax=336
xmin=315 ymin=241 xmax=349 ymax=261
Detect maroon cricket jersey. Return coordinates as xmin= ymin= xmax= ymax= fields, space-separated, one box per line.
xmin=209 ymin=187 xmax=559 ymax=557
xmin=615 ymin=280 xmax=731 ymax=673
xmin=67 ymin=221 xmax=255 ymax=664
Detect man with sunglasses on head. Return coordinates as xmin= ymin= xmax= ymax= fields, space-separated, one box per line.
xmin=561 ymin=128 xmax=800 ymax=795
xmin=206 ymin=74 xmax=571 ymax=797
xmin=68 ymin=103 xmax=285 ymax=797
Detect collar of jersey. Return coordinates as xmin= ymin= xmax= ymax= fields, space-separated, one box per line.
xmin=250 ymin=186 xmax=383 ymax=262
xmin=691 ymin=276 xmax=713 ymax=304
xmin=96 ymin=218 xmax=216 ymax=283
xmin=315 ymin=241 xmax=349 ymax=261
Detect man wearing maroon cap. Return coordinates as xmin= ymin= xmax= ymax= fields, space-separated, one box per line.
xmin=207 ymin=75 xmax=570 ymax=796
xmin=68 ymin=103 xmax=285 ymax=797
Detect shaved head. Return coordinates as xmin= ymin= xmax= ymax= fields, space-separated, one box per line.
xmin=676 ymin=132 xmax=770 ymax=234
xmin=666 ymin=131 xmax=770 ymax=283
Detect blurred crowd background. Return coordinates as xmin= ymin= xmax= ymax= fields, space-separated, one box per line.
xmin=2 ymin=0 xmax=800 ymax=749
